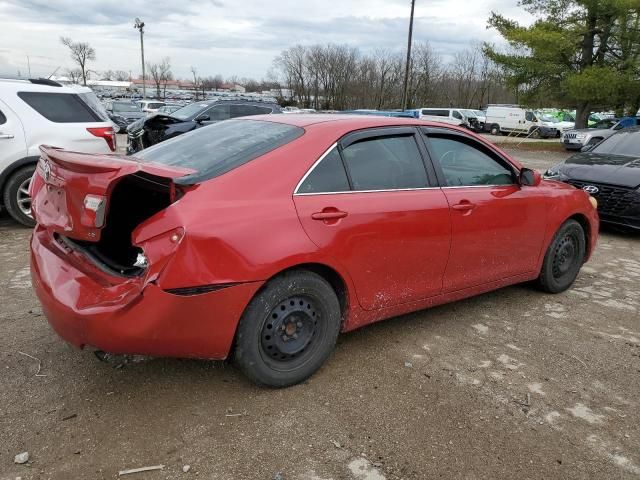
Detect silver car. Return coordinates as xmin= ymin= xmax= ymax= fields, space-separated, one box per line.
xmin=561 ymin=118 xmax=637 ymax=151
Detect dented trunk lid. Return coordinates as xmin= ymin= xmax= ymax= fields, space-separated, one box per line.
xmin=30 ymin=146 xmax=196 ymax=242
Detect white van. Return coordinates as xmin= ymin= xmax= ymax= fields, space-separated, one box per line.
xmin=485 ymin=105 xmax=558 ymax=138
xmin=416 ymin=108 xmax=467 ymax=127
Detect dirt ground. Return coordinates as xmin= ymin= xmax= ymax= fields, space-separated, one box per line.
xmin=1 ymin=148 xmax=639 ymax=480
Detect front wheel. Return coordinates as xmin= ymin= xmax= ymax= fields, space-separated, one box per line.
xmin=490 ymin=124 xmax=500 ymax=135
xmin=234 ymin=270 xmax=341 ymax=387
xmin=536 ymin=219 xmax=586 ymax=293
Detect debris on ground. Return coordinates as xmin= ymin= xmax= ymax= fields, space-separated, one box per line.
xmin=273 ymin=473 xmax=284 ymax=480
xmin=330 ymin=440 xmax=342 ymax=448
xmin=182 ymin=465 xmax=191 ymax=473
xmin=18 ymin=351 xmax=46 ymax=377
xmin=404 ymin=362 xmax=413 ymax=368
xmin=118 ymin=465 xmax=165 ymax=476
xmin=14 ymin=452 xmax=29 ymax=464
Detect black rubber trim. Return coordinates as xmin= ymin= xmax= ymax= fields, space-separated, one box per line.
xmin=164 ymin=283 xmax=239 ymax=296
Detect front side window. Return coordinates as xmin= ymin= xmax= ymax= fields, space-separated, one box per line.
xmin=206 ymin=104 xmax=230 ymax=121
xmin=427 ymin=136 xmax=515 ymax=187
xmin=297 ymin=147 xmax=350 ymax=194
xmin=452 ymin=110 xmax=463 ymax=120
xmin=18 ymin=92 xmax=101 ymax=123
xmin=525 ymin=111 xmax=535 ymax=122
xmin=342 ymin=135 xmax=428 ymax=191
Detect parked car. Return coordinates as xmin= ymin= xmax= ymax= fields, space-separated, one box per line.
xmin=156 ymin=104 xmax=183 ymax=115
xmin=136 ymin=100 xmax=165 ymax=114
xmin=30 ymin=115 xmax=598 ymax=387
xmin=415 ymin=108 xmax=475 ymax=129
xmin=0 ymin=78 xmax=115 ymax=226
xmin=537 ymin=113 xmax=574 ymax=137
xmin=561 ymin=117 xmax=639 ymax=151
xmin=126 ymin=99 xmax=282 ymax=153
xmin=546 ymin=127 xmax=640 ymax=230
xmin=485 ymin=105 xmax=558 ymax=138
xmin=460 ymin=109 xmax=485 ymax=132
xmin=106 ymin=101 xmax=145 ymax=133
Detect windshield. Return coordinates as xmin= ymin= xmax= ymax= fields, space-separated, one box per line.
xmin=135 ymin=119 xmax=304 ymax=184
xmin=461 ymin=109 xmax=477 ymax=118
xmin=539 ymin=114 xmax=559 ymax=123
xmin=112 ymin=103 xmax=141 ymax=113
xmin=592 ymin=130 xmax=640 ymax=157
xmin=473 ymin=110 xmax=485 ymax=117
xmin=170 ymin=103 xmax=210 ymax=120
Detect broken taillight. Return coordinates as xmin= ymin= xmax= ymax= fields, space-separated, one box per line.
xmin=82 ymin=194 xmax=107 ymax=228
xmin=87 ymin=127 xmax=116 ymax=152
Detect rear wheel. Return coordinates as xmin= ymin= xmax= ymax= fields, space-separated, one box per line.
xmin=234 ymin=270 xmax=341 ymax=387
xmin=3 ymin=166 xmax=36 ymax=227
xmin=537 ymin=220 xmax=586 ymax=293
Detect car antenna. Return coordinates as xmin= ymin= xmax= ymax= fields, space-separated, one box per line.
xmin=47 ymin=66 xmax=60 ymax=80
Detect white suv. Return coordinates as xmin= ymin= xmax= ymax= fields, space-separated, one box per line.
xmin=0 ymin=78 xmax=115 ymax=226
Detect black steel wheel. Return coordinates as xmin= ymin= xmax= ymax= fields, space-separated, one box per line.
xmin=234 ymin=270 xmax=341 ymax=387
xmin=537 ymin=219 xmax=586 ymax=293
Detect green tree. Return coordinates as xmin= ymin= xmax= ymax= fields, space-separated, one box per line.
xmin=485 ymin=0 xmax=640 ymax=127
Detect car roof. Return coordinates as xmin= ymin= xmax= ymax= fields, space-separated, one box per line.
xmin=0 ymin=78 xmax=91 ymax=94
xmin=246 ymin=113 xmax=434 ymax=128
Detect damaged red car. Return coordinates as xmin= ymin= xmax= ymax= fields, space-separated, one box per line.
xmin=29 ymin=115 xmax=599 ymax=387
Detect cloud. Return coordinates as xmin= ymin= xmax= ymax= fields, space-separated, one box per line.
xmin=0 ymin=0 xmax=528 ymax=79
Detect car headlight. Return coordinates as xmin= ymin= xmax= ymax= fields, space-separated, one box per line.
xmin=575 ymin=133 xmax=586 ymax=140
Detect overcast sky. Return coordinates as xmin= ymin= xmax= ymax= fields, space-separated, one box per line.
xmin=0 ymin=0 xmax=531 ymax=81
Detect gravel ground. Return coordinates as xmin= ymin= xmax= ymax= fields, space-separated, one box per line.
xmin=1 ymin=148 xmax=639 ymax=480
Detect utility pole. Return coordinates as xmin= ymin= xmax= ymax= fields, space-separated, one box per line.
xmin=401 ymin=0 xmax=416 ymax=111
xmin=134 ymin=18 xmax=146 ymax=99
xmin=26 ymin=56 xmax=31 ymax=77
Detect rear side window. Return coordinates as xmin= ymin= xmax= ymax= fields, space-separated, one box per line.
xmin=135 ymin=119 xmax=304 ymax=184
xmin=297 ymin=147 xmax=350 ymax=194
xmin=230 ymin=105 xmax=273 ymax=117
xmin=18 ymin=92 xmax=101 ymax=123
xmin=206 ymin=104 xmax=230 ymax=121
xmin=422 ymin=109 xmax=449 ymax=117
xmin=0 ymin=109 xmax=6 ymax=125
xmin=342 ymin=135 xmax=428 ymax=191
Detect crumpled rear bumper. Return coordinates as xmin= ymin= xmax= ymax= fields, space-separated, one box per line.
xmin=30 ymin=229 xmax=263 ymax=359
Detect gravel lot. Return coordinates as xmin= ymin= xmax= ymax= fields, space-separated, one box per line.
xmin=1 ymin=148 xmax=639 ymax=480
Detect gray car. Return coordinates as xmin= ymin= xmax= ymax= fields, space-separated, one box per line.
xmin=561 ymin=117 xmax=639 ymax=151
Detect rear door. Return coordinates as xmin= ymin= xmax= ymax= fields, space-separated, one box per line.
xmin=423 ymin=129 xmax=547 ymax=291
xmin=293 ymin=127 xmax=451 ymax=310
xmin=0 ymin=99 xmax=27 ymax=167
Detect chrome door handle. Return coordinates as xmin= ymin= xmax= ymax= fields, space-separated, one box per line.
xmin=0 ymin=133 xmax=15 ymax=139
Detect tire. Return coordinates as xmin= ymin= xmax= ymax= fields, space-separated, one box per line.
xmin=530 ymin=127 xmax=542 ymax=139
xmin=3 ymin=165 xmax=36 ymax=227
xmin=490 ymin=124 xmax=500 ymax=135
xmin=234 ymin=270 xmax=341 ymax=387
xmin=537 ymin=220 xmax=586 ymax=293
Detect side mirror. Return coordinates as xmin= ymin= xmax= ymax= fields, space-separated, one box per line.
xmin=195 ymin=114 xmax=210 ymax=123
xmin=580 ymin=144 xmax=594 ymax=152
xmin=520 ymin=168 xmax=542 ymax=187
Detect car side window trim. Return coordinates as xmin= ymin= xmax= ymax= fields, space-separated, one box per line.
xmin=420 ymin=126 xmax=519 ymax=187
xmin=294 ymin=127 xmax=437 ymax=195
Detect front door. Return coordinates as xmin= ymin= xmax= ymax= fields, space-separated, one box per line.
xmin=293 ymin=129 xmax=451 ymax=310
xmin=423 ymin=130 xmax=547 ymax=291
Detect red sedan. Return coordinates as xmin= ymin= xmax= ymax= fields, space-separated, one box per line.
xmin=29 ymin=115 xmax=599 ymax=387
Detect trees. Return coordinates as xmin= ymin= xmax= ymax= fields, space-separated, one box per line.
xmin=485 ymin=0 xmax=640 ymax=128
xmin=60 ymin=37 xmax=95 ymax=86
xmin=274 ymin=43 xmax=514 ymax=111
xmin=147 ymin=58 xmax=172 ymax=98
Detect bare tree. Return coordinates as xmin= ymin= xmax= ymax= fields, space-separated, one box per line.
xmin=60 ymin=37 xmax=95 ymax=86
xmin=114 ymin=70 xmax=130 ymax=81
xmin=64 ymin=68 xmax=83 ymax=84
xmin=147 ymin=57 xmax=172 ymax=98
xmin=190 ymin=66 xmax=200 ymax=100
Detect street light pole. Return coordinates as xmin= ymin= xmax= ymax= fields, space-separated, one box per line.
xmin=134 ymin=18 xmax=146 ymax=99
xmin=401 ymin=0 xmax=416 ymax=111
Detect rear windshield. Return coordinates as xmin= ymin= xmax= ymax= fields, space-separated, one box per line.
xmin=18 ymin=92 xmax=102 ymax=123
xmin=135 ymin=119 xmax=304 ymax=184
xmin=592 ymin=130 xmax=640 ymax=157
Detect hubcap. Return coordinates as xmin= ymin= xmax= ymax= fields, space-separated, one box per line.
xmin=16 ymin=177 xmax=32 ymax=218
xmin=261 ymin=296 xmax=319 ymax=362
xmin=552 ymin=234 xmax=577 ymax=278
